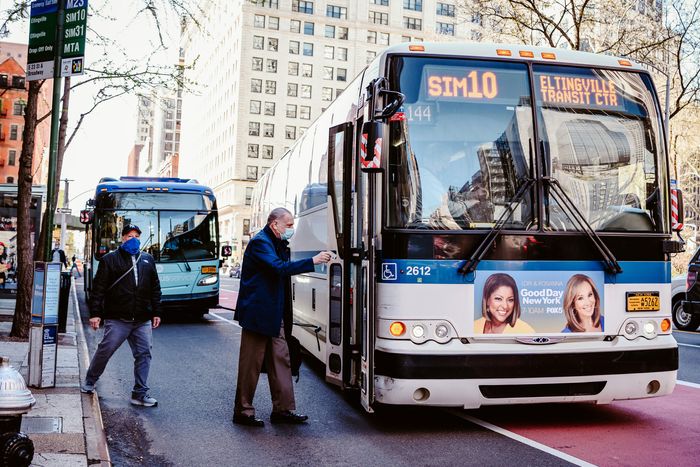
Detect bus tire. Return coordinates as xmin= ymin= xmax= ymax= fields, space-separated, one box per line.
xmin=672 ymin=299 xmax=700 ymax=331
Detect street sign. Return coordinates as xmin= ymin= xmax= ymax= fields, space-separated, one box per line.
xmin=60 ymin=0 xmax=88 ymax=77
xmin=27 ymin=0 xmax=59 ymax=81
xmin=28 ymin=262 xmax=61 ymax=388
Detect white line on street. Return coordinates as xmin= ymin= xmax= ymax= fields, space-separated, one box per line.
xmin=677 ymin=343 xmax=700 ymax=349
xmin=208 ymin=312 xmax=240 ymax=328
xmin=677 ymin=380 xmax=700 ymax=389
xmin=447 ymin=410 xmax=596 ymax=467
xmin=219 ymin=288 xmax=239 ymax=294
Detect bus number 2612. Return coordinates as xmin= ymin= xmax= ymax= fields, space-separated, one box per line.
xmin=406 ymin=266 xmax=432 ymax=276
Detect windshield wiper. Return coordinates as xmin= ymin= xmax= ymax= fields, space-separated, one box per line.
xmin=544 ymin=176 xmax=622 ymax=274
xmin=459 ymin=178 xmax=535 ymax=274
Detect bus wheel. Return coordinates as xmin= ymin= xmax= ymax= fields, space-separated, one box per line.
xmin=672 ymin=300 xmax=700 ymax=331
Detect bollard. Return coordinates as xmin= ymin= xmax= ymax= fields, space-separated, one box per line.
xmin=0 ymin=357 xmax=35 ymax=467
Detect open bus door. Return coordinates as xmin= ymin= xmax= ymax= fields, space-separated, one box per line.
xmin=326 ymin=122 xmax=356 ymax=389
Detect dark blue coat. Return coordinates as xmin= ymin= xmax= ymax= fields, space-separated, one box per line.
xmin=234 ymin=225 xmax=314 ymax=337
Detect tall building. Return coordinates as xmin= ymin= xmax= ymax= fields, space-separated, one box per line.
xmin=180 ymin=0 xmax=470 ymax=258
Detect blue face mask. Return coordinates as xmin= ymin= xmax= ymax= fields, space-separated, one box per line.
xmin=280 ymin=227 xmax=295 ymax=241
xmin=122 ymin=237 xmax=141 ymax=255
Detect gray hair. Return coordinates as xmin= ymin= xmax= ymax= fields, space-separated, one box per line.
xmin=267 ymin=207 xmax=292 ymax=225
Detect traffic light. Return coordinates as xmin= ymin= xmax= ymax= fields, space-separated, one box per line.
xmin=221 ymin=245 xmax=233 ymax=257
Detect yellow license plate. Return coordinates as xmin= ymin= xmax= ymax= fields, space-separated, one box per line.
xmin=201 ymin=266 xmax=217 ymax=274
xmin=626 ymin=292 xmax=660 ymax=312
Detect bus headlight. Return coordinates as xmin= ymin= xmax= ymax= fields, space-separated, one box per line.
xmin=435 ymin=324 xmax=449 ymax=339
xmin=643 ymin=321 xmax=657 ymax=337
xmin=197 ymin=275 xmax=218 ymax=286
xmin=411 ymin=325 xmax=425 ymax=339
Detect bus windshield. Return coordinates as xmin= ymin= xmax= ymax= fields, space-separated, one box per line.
xmin=94 ymin=192 xmax=218 ymax=261
xmin=387 ymin=56 xmax=666 ymax=232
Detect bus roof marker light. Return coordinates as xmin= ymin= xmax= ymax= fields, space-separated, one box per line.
xmin=389 ymin=322 xmax=406 ymax=337
xmin=496 ymin=49 xmax=512 ymax=57
xmin=618 ymin=59 xmax=633 ymax=67
xmin=408 ymin=44 xmax=425 ymax=52
xmin=541 ymin=52 xmax=557 ymax=60
xmin=519 ymin=51 xmax=535 ymax=58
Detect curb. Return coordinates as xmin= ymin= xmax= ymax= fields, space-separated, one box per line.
xmin=72 ymin=279 xmax=111 ymax=466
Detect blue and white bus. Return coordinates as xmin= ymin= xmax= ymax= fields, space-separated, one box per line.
xmin=83 ymin=177 xmax=220 ymax=317
xmin=251 ymin=43 xmax=685 ymax=412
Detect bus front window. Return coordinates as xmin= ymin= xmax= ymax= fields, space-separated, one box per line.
xmin=387 ymin=57 xmax=535 ymax=230
xmin=158 ymin=211 xmax=217 ymax=262
xmin=95 ymin=210 xmax=158 ymax=259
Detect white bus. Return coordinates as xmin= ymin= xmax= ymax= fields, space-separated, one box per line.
xmin=250 ymin=43 xmax=684 ymax=412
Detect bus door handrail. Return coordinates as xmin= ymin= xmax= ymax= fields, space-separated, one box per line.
xmin=544 ymin=176 xmax=623 ymax=274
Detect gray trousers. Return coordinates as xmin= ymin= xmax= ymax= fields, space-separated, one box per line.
xmin=234 ymin=325 xmax=295 ymax=417
xmin=86 ymin=319 xmax=153 ymax=397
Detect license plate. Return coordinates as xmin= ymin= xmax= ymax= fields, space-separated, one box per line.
xmin=201 ymin=266 xmax=217 ymax=274
xmin=626 ymin=292 xmax=660 ymax=312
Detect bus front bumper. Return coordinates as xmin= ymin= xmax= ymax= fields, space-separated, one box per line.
xmin=160 ymin=291 xmax=219 ymax=311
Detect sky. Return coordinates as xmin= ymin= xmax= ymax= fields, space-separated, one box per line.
xmin=4 ymin=0 xmax=183 ymax=213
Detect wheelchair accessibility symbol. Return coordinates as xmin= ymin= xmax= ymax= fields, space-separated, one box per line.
xmin=382 ymin=263 xmax=397 ymax=281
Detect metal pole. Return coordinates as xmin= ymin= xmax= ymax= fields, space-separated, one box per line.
xmin=44 ymin=0 xmax=66 ymax=262
xmin=59 ymin=179 xmax=71 ymax=250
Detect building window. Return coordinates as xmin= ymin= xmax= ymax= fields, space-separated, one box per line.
xmin=338 ymin=26 xmax=348 ymax=39
xmin=245 ymin=187 xmax=253 ymax=205
xmin=325 ymin=25 xmax=335 ymax=38
xmin=337 ymin=68 xmax=347 ymax=81
xmin=471 ymin=30 xmax=482 ymax=41
xmin=326 ymin=5 xmax=347 ymax=19
xmin=286 ymin=126 xmax=297 ymax=140
xmin=286 ymin=104 xmax=298 ymax=118
xmin=264 ymin=101 xmax=276 ymax=116
xmin=292 ymin=0 xmax=314 ymax=14
xmin=366 ymin=50 xmax=377 ymax=63
xmin=254 ymin=14 xmax=265 ymax=27
xmin=403 ymin=0 xmax=422 ymax=11
xmin=303 ymin=43 xmax=313 ymax=56
xmin=322 ymin=87 xmax=333 ymax=101
xmin=243 ymin=219 xmax=251 ymax=236
xmin=263 ymin=123 xmax=274 ymax=137
xmin=289 ymin=40 xmax=300 ymax=54
xmin=404 ymin=17 xmax=422 ymax=30
xmin=379 ymin=32 xmax=390 ymax=45
xmin=300 ymin=63 xmax=312 ymax=77
xmin=250 ymin=100 xmax=261 ymax=114
xmin=369 ymin=11 xmax=389 ymax=25
xmin=304 ymin=22 xmax=314 ymax=35
xmin=402 ymin=35 xmax=411 ymax=42
xmin=268 ymin=16 xmax=279 ymax=29
xmin=267 ymin=37 xmax=278 ymax=51
xmin=9 ymin=125 xmax=18 ymax=140
xmin=436 ymin=2 xmax=455 ymax=16
xmin=251 ymin=78 xmax=262 ymax=93
xmin=324 ymin=45 xmax=334 ymax=59
xmin=247 ymin=166 xmax=259 ymax=180
xmin=287 ymin=83 xmax=298 ymax=96
xmin=265 ymin=80 xmax=276 ymax=94
xmin=288 ymin=62 xmax=299 ymax=75
xmin=8 ymin=150 xmax=16 ymax=166
xmin=248 ymin=144 xmax=259 ymax=158
xmin=252 ymin=57 xmax=263 ymax=71
xmin=13 ymin=101 xmax=25 ymax=116
xmin=262 ymin=145 xmax=274 ymax=159
xmin=253 ymin=36 xmax=264 ymax=49
xmin=290 ymin=19 xmax=301 ymax=33
xmin=367 ymin=30 xmax=377 ymax=43
xmin=300 ymin=106 xmax=311 ymax=120
xmin=300 ymin=84 xmax=312 ymax=98
xmin=436 ymin=22 xmax=455 ymax=35
xmin=336 ymin=47 xmax=348 ymax=60
xmin=6 ymin=177 xmax=13 ymax=184
xmin=266 ymin=58 xmax=278 ymax=72
xmin=253 ymin=0 xmax=278 ymax=7
xmin=372 ymin=0 xmax=389 ymax=5
xmin=249 ymin=122 xmax=260 ymax=136
xmin=324 ymin=66 xmax=334 ymax=80
xmin=471 ymin=13 xmax=482 ymax=24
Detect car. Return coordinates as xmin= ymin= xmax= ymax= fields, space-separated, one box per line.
xmin=229 ymin=265 xmax=241 ymax=278
xmin=671 ymin=273 xmax=689 ymax=329
xmin=673 ymin=248 xmax=700 ymax=331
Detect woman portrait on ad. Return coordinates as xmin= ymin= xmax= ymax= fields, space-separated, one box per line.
xmin=474 ymin=273 xmax=534 ymax=334
xmin=561 ymin=274 xmax=604 ymax=332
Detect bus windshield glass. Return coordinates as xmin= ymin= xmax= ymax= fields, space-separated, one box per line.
xmin=93 ymin=192 xmax=218 ymax=261
xmin=387 ymin=57 xmax=666 ymax=233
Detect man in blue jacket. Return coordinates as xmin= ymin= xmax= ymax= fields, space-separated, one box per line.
xmin=233 ymin=207 xmax=331 ymax=427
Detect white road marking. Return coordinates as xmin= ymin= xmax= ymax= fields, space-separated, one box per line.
xmin=447 ymin=410 xmax=596 ymax=467
xmin=208 ymin=311 xmax=240 ymax=328
xmin=677 ymin=380 xmax=700 ymax=389
xmin=677 ymin=342 xmax=700 ymax=349
xmin=219 ymin=288 xmax=239 ymax=294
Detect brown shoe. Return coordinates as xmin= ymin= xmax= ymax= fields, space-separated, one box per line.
xmin=233 ymin=414 xmax=264 ymax=427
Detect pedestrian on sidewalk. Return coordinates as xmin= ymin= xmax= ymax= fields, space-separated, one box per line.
xmin=70 ymin=254 xmax=81 ymax=278
xmin=81 ymin=224 xmax=162 ymax=407
xmin=51 ymin=242 xmax=68 ymax=270
xmin=233 ymin=207 xmax=332 ymax=427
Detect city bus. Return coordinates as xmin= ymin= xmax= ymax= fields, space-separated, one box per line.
xmin=250 ymin=43 xmax=684 ymax=412
xmin=82 ymin=177 xmax=221 ymax=317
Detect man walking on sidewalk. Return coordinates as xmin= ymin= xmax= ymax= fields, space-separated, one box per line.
xmin=81 ymin=225 xmax=162 ymax=407
xmin=233 ymin=207 xmax=332 ymax=427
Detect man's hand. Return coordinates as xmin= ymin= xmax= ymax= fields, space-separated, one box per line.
xmin=312 ymin=251 xmax=333 ymax=265
xmin=89 ymin=317 xmax=101 ymax=330
xmin=152 ymin=317 xmax=161 ymax=329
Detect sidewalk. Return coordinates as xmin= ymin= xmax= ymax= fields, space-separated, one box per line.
xmin=0 ymin=281 xmax=110 ymax=466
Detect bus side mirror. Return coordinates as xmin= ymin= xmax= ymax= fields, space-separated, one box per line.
xmin=672 ymin=186 xmax=684 ymax=232
xmin=360 ymin=121 xmax=384 ymax=173
xmin=221 ymin=245 xmax=233 ymax=258
xmin=79 ymin=210 xmax=93 ymax=225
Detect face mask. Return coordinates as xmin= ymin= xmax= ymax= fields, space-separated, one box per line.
xmin=279 ymin=226 xmax=295 ymax=241
xmin=122 ymin=237 xmax=141 ymax=255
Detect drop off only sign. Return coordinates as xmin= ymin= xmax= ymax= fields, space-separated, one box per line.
xmin=27 ymin=0 xmax=88 ymax=81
